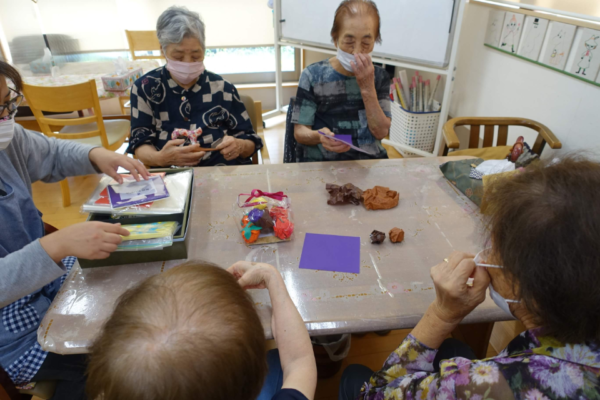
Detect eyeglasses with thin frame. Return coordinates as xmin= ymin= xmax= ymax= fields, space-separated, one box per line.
xmin=0 ymin=88 xmax=24 ymax=117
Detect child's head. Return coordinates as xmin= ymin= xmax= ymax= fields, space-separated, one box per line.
xmin=87 ymin=261 xmax=267 ymax=400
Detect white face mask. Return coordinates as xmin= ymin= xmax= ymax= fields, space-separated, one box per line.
xmin=474 ymin=249 xmax=520 ymax=318
xmin=0 ymin=116 xmax=15 ymax=151
xmin=336 ymin=48 xmax=357 ymax=72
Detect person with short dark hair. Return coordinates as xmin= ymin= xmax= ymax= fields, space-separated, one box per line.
xmin=292 ymin=0 xmax=391 ymax=162
xmin=0 ymin=60 xmax=150 ymax=400
xmin=87 ymin=261 xmax=317 ymax=400
xmin=340 ymin=156 xmax=600 ymax=400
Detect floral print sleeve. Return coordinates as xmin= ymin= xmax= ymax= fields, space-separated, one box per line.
xmin=360 ymin=334 xmax=513 ymax=400
xmin=360 ymin=330 xmax=600 ymax=400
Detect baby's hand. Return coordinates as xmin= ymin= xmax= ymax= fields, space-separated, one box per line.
xmin=227 ymin=261 xmax=279 ymax=290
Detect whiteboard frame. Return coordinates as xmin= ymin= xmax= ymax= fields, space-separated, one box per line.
xmin=269 ymin=0 xmax=469 ymax=158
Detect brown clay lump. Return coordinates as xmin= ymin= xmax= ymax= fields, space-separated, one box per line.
xmin=370 ymin=230 xmax=386 ymax=244
xmin=389 ymin=228 xmax=405 ymax=243
xmin=326 ymin=183 xmax=364 ymax=206
xmin=363 ymin=186 xmax=399 ymax=210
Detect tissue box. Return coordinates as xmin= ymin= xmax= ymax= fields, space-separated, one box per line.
xmin=101 ymin=67 xmax=143 ymax=92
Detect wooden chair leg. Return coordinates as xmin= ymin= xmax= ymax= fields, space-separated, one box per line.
xmin=60 ymin=180 xmax=71 ymax=208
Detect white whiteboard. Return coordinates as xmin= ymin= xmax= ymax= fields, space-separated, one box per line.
xmin=279 ymin=0 xmax=459 ymax=68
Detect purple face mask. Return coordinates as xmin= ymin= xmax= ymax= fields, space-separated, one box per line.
xmin=166 ymin=57 xmax=205 ymax=84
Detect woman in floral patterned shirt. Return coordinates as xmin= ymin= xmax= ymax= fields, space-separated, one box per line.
xmin=340 ymin=156 xmax=600 ymax=400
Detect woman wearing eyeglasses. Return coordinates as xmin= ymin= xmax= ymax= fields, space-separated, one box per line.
xmin=339 ymin=157 xmax=600 ymax=400
xmin=0 ymin=61 xmax=150 ymax=400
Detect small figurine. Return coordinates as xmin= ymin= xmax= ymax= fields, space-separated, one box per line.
xmin=509 ymin=136 xmax=525 ymax=163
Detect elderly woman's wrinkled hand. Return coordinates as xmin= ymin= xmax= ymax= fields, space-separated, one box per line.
xmin=158 ymin=139 xmax=206 ymax=166
xmin=319 ymin=128 xmax=351 ymax=153
xmin=430 ymin=251 xmax=490 ymax=324
xmin=351 ymin=53 xmax=376 ymax=93
xmin=215 ymin=136 xmax=243 ymax=161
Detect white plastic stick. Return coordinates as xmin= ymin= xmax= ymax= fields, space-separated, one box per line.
xmin=382 ymin=139 xmax=435 ymax=158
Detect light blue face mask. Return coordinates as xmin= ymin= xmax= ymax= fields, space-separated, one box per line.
xmin=336 ymin=48 xmax=356 ymax=72
xmin=474 ymin=249 xmax=519 ymax=318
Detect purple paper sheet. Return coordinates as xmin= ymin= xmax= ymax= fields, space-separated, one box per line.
xmin=299 ymin=233 xmax=360 ymax=273
xmin=317 ymin=131 xmax=374 ymax=155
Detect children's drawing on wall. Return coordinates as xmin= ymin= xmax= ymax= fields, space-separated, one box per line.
xmin=566 ymin=28 xmax=600 ymax=80
xmin=517 ymin=16 xmax=549 ymax=60
xmin=539 ymin=22 xmax=576 ymax=71
xmin=484 ymin=10 xmax=506 ymax=46
xmin=499 ymin=13 xmax=524 ymax=53
xmin=576 ymin=36 xmax=599 ymax=76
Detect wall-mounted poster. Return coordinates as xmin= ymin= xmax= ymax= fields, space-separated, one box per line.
xmin=517 ymin=16 xmax=549 ymax=61
xmin=485 ymin=10 xmax=506 ymax=46
xmin=565 ymin=27 xmax=600 ymax=81
xmin=499 ymin=13 xmax=525 ymax=53
xmin=538 ymin=22 xmax=577 ymax=70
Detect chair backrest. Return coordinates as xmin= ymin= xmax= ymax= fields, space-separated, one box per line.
xmin=283 ymin=97 xmax=298 ymax=163
xmin=22 ymin=80 xmax=109 ymax=147
xmin=446 ymin=117 xmax=561 ymax=156
xmin=239 ymin=95 xmax=258 ymax=132
xmin=125 ymin=30 xmax=162 ymax=61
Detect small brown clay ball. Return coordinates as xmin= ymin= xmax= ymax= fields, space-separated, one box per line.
xmin=370 ymin=230 xmax=386 ymax=244
xmin=389 ymin=228 xmax=405 ymax=243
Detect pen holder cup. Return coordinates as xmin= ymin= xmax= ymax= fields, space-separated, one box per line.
xmin=390 ymin=104 xmax=440 ymax=157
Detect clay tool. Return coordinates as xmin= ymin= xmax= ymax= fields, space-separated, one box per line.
xmin=428 ymin=75 xmax=441 ymax=109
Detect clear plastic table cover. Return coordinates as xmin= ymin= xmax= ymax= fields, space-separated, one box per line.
xmin=38 ymin=158 xmax=512 ymax=354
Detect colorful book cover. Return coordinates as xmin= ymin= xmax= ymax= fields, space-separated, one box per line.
xmin=95 ymin=173 xmax=165 ymax=207
xmin=121 ymin=221 xmax=179 ymax=241
xmin=108 ymin=175 xmax=170 ymax=209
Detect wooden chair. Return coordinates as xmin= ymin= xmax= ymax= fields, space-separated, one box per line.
xmin=122 ymin=30 xmax=163 ymax=115
xmin=125 ymin=30 xmax=162 ymax=61
xmin=22 ymin=80 xmax=130 ymax=207
xmin=442 ymin=117 xmax=562 ymax=159
xmin=240 ymin=95 xmax=270 ymax=164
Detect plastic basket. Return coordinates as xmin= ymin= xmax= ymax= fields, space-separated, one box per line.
xmin=390 ymin=102 xmax=440 ymax=157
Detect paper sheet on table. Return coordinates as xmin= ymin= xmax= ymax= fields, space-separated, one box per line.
xmin=299 ymin=233 xmax=360 ymax=273
xmin=318 ymin=131 xmax=375 ymax=155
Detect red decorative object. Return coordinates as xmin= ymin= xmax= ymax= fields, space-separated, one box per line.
xmin=274 ymin=217 xmax=294 ymax=240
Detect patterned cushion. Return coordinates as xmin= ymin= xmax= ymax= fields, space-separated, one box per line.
xmin=439 ymin=158 xmax=485 ymax=207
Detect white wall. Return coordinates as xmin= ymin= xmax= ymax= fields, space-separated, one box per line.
xmin=451 ymin=2 xmax=600 ymax=157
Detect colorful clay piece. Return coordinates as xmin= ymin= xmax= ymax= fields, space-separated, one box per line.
xmin=249 ymin=197 xmax=268 ymax=210
xmin=248 ymin=208 xmax=264 ymax=224
xmin=241 ymin=215 xmax=250 ymax=227
xmin=171 ymin=127 xmax=203 ymax=145
xmin=370 ymin=230 xmax=386 ymax=244
xmin=270 ymin=206 xmax=288 ymax=220
xmin=241 ymin=221 xmax=261 ymax=244
xmin=254 ymin=211 xmax=274 ymax=231
xmin=274 ymin=217 xmax=294 ymax=240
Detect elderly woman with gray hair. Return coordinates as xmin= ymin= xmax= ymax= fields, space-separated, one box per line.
xmin=127 ymin=6 xmax=263 ymax=167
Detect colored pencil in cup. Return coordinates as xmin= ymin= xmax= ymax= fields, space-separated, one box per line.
xmin=424 ymin=80 xmax=430 ymax=112
xmin=429 ymin=75 xmax=441 ymax=110
xmin=393 ymin=78 xmax=407 ymax=110
xmin=418 ymin=75 xmax=424 ymax=112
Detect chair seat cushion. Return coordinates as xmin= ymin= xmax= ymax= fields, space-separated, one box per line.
xmin=448 ymin=146 xmax=512 ymax=160
xmin=59 ymin=119 xmax=130 ymax=147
